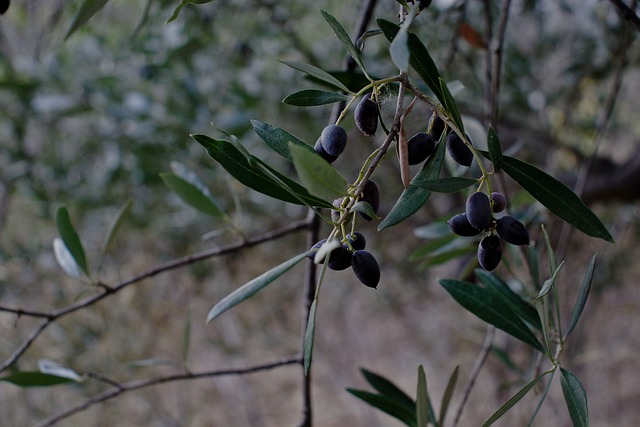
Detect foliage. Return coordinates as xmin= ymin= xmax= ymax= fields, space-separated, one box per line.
xmin=1 ymin=0 xmax=636 ymax=426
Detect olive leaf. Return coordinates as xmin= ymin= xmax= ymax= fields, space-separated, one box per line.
xmin=283 ymin=89 xmax=349 ymax=106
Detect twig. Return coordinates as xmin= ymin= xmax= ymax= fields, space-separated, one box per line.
xmin=35 ymin=355 xmax=301 ymax=427
xmin=0 ymin=218 xmax=311 ymax=374
xmin=451 ymin=325 xmax=495 ymax=427
xmin=489 ymin=0 xmax=512 ymax=127
xmin=608 ymin=0 xmax=640 ymax=33
xmin=299 ymin=3 xmax=379 ymax=425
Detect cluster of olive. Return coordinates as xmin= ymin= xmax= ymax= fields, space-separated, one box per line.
xmin=447 ymin=191 xmax=529 ymax=271
xmin=308 ymin=93 xmax=385 ymax=289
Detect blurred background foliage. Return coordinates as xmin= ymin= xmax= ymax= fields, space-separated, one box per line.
xmin=0 ymin=0 xmax=639 ymax=425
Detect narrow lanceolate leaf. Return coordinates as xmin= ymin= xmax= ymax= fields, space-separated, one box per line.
xmin=475 ymin=270 xmax=541 ymax=330
xmin=194 ymin=135 xmax=333 ymax=208
xmin=390 ymin=4 xmax=418 ymax=72
xmin=303 ymin=299 xmax=318 ymax=375
xmin=416 ymin=365 xmax=429 ymax=427
xmin=501 ymin=155 xmax=613 ymax=242
xmin=64 ymin=0 xmax=110 ymax=40
xmin=413 ymin=177 xmax=477 ymax=193
xmin=321 ymin=10 xmax=368 ymax=75
xmin=53 ymin=238 xmax=82 ymax=278
xmin=97 ymin=199 xmax=132 ymax=272
xmin=360 ymin=368 xmax=415 ymax=412
xmin=279 ymin=60 xmax=351 ymax=93
xmin=283 ymin=89 xmax=349 ymax=107
xmin=289 ymin=143 xmax=347 ymax=201
xmin=440 ymin=279 xmax=545 ymax=352
xmin=379 ymin=138 xmax=446 ymax=230
xmin=161 ymin=173 xmax=224 ymax=217
xmin=250 ymin=119 xmax=314 ymax=161
xmin=350 ymin=201 xmax=380 ymax=220
xmin=439 ymin=78 xmax=465 ymax=135
xmin=487 ymin=126 xmax=503 ymax=172
xmin=560 ymin=368 xmax=588 ymax=427
xmin=38 ymin=359 xmax=84 ymax=382
xmin=0 ymin=372 xmax=77 ymax=387
xmin=483 ymin=371 xmax=551 ymax=426
xmin=377 ymin=19 xmax=443 ymax=102
xmin=55 ymin=205 xmax=89 ymax=276
xmin=565 ymin=254 xmax=597 ymax=339
xmin=347 ymin=389 xmax=417 ymax=427
xmin=537 ymin=260 xmax=565 ymax=299
xmin=206 ymin=252 xmax=309 ymax=323
xmin=439 ymin=365 xmax=460 ymax=427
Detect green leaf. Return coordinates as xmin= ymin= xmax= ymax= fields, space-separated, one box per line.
xmin=55 ymin=205 xmax=89 ymax=276
xmin=389 ymin=4 xmax=418 ymax=73
xmin=413 ymin=177 xmax=478 ymax=193
xmin=487 ymin=126 xmax=503 ymax=172
xmin=527 ymin=369 xmax=555 ymax=426
xmin=377 ymin=19 xmax=443 ymax=102
xmin=289 ymin=143 xmax=348 ymax=202
xmin=350 ymin=201 xmax=380 ymax=220
xmin=440 ymin=279 xmax=545 ymax=352
xmin=501 ymin=155 xmax=613 ymax=242
xmin=206 ymin=251 xmax=309 ymax=323
xmin=560 ymin=368 xmax=588 ymax=427
xmin=303 ymin=299 xmax=318 ymax=376
xmin=279 ymin=60 xmax=351 ymax=93
xmin=130 ymin=0 xmax=154 ymax=40
xmin=38 ymin=360 xmax=84 ymax=382
xmin=475 ymin=270 xmax=542 ymax=330
xmin=53 ymin=238 xmax=82 ymax=278
xmin=166 ymin=0 xmax=212 ymax=23
xmin=64 ymin=0 xmax=110 ymax=41
xmin=347 ymin=389 xmax=417 ymax=427
xmin=483 ymin=371 xmax=551 ymax=426
xmin=321 ymin=10 xmax=368 ymax=76
xmin=360 ymin=368 xmax=415 ymax=412
xmin=0 ymin=372 xmax=76 ymax=388
xmin=379 ymin=137 xmax=446 ymax=230
xmin=194 ymin=135 xmax=332 ymax=208
xmin=96 ymin=200 xmax=132 ymax=273
xmin=416 ymin=365 xmax=429 ymax=427
xmin=283 ymin=89 xmax=349 ymax=107
xmin=565 ymin=254 xmax=596 ymax=339
xmin=537 ymin=260 xmax=565 ymax=299
xmin=439 ymin=365 xmax=459 ymax=427
xmin=439 ymin=77 xmax=465 ymax=135
xmin=250 ymin=119 xmax=314 ymax=162
xmin=161 ymin=173 xmax=224 ymax=218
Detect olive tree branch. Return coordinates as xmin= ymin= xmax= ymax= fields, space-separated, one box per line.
xmin=34 ymin=355 xmax=302 ymax=427
xmin=450 ymin=325 xmax=495 ymax=427
xmin=0 ymin=218 xmax=311 ymax=374
xmin=608 ymin=0 xmax=640 ymax=33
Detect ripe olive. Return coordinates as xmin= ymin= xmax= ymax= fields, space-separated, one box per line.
xmin=407 ymin=132 xmax=436 ymax=165
xmin=477 ymin=235 xmax=502 ymax=271
xmin=491 ymin=192 xmax=506 ymax=213
xmin=314 ymin=138 xmax=339 ymax=163
xmin=446 ymin=132 xmax=473 ymax=167
xmin=351 ymin=250 xmax=380 ymax=289
xmin=354 ymin=93 xmax=379 ymax=136
xmin=320 ymin=124 xmax=347 ymax=157
xmin=496 ymin=215 xmax=530 ymax=246
xmin=466 ymin=192 xmax=492 ymax=231
xmin=447 ymin=213 xmax=481 ymax=237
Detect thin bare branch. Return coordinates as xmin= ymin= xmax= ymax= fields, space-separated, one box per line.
xmin=0 ymin=218 xmax=311 ymax=374
xmin=608 ymin=0 xmax=640 ymax=33
xmin=451 ymin=325 xmax=495 ymax=427
xmin=35 ymin=356 xmax=301 ymax=427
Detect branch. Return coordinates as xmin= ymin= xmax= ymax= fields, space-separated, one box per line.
xmin=450 ymin=325 xmax=495 ymax=427
xmin=608 ymin=0 xmax=640 ymax=33
xmin=0 ymin=218 xmax=311 ymax=374
xmin=35 ymin=355 xmax=301 ymax=427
